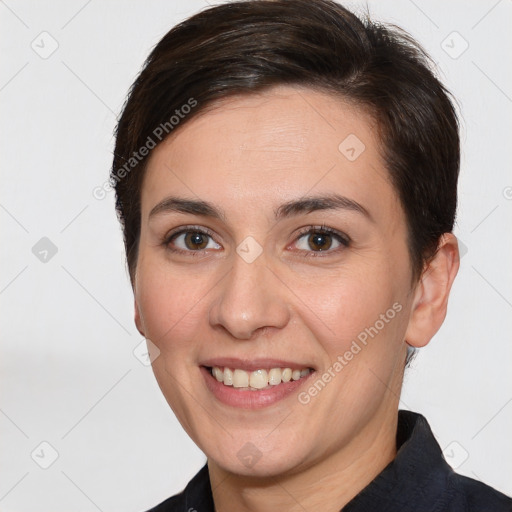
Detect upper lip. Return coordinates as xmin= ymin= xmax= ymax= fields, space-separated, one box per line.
xmin=200 ymin=357 xmax=315 ymax=372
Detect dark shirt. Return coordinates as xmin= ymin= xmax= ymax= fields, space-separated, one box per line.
xmin=145 ymin=410 xmax=512 ymax=511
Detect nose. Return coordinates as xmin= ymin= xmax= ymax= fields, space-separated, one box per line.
xmin=208 ymin=253 xmax=290 ymax=340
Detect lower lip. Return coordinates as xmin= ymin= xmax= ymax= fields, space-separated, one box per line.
xmin=201 ymin=366 xmax=314 ymax=409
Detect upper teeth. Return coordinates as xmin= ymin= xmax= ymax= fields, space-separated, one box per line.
xmin=211 ymin=366 xmax=311 ymax=390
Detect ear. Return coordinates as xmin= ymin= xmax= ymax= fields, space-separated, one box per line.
xmin=134 ymin=299 xmax=146 ymax=337
xmin=405 ymin=233 xmax=460 ymax=348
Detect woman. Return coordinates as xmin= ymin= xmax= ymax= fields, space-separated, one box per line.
xmin=111 ymin=0 xmax=512 ymax=510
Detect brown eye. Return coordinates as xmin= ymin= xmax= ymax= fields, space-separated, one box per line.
xmin=294 ymin=228 xmax=349 ymax=253
xmin=168 ymin=229 xmax=221 ymax=252
xmin=308 ymin=232 xmax=332 ymax=251
xmin=184 ymin=232 xmax=209 ymax=250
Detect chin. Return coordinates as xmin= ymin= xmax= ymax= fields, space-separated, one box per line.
xmin=206 ymin=436 xmax=311 ymax=479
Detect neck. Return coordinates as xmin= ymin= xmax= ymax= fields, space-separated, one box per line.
xmin=208 ymin=408 xmax=398 ymax=512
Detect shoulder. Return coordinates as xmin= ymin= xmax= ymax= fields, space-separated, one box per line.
xmin=140 ymin=464 xmax=214 ymax=512
xmin=447 ymin=472 xmax=512 ymax=512
xmin=143 ymin=494 xmax=182 ymax=512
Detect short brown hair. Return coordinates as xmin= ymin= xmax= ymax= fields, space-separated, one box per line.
xmin=112 ymin=0 xmax=459 ymax=285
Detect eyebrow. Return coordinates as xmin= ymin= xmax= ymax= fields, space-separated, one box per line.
xmin=148 ymin=194 xmax=371 ymax=221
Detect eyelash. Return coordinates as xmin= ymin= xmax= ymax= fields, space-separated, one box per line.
xmin=293 ymin=225 xmax=350 ymax=256
xmin=162 ymin=224 xmax=350 ymax=256
xmin=163 ymin=225 xmax=218 ymax=257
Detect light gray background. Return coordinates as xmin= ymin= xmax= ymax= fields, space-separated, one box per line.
xmin=1 ymin=1 xmax=511 ymax=510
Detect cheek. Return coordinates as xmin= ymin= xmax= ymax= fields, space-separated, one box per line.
xmin=291 ymin=269 xmax=408 ymax=420
xmin=292 ymin=266 xmax=401 ymax=350
xmin=134 ymin=258 xmax=212 ymax=430
xmin=134 ymin=257 xmax=211 ymax=356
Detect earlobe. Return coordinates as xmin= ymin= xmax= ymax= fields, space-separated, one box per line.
xmin=134 ymin=299 xmax=146 ymax=337
xmin=405 ymin=233 xmax=460 ymax=348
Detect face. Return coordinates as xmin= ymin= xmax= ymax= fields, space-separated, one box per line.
xmin=134 ymin=86 xmax=417 ymax=477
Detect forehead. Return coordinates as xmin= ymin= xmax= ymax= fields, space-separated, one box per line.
xmin=141 ymin=86 xmax=399 ymax=221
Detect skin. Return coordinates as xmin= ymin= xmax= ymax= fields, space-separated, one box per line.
xmin=133 ymin=86 xmax=459 ymax=512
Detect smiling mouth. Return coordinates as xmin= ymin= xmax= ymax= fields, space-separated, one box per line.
xmin=205 ymin=366 xmax=314 ymax=391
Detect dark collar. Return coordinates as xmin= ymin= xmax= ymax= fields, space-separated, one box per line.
xmin=343 ymin=410 xmax=454 ymax=511
xmin=151 ymin=410 xmax=511 ymax=512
